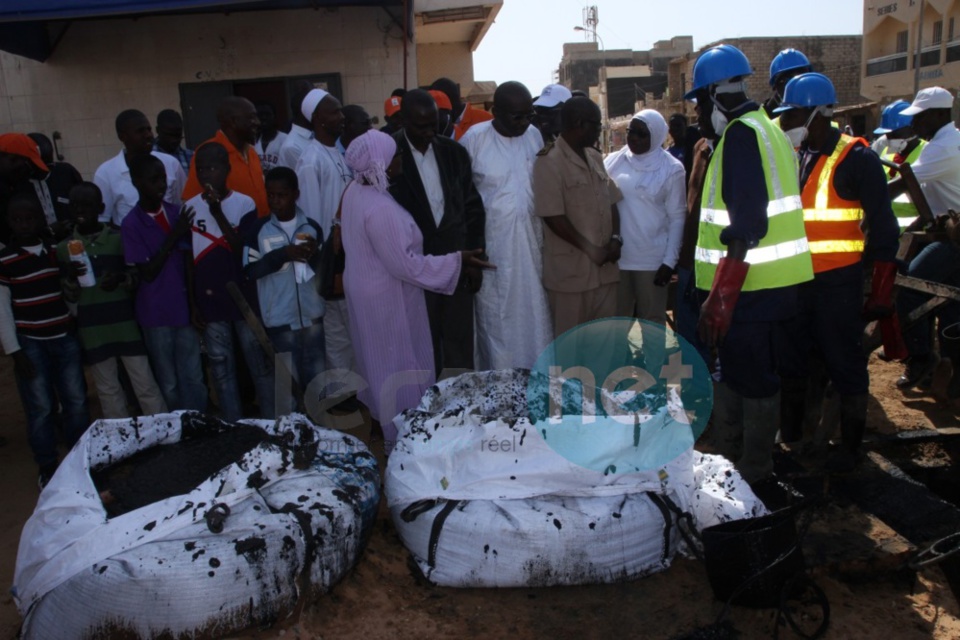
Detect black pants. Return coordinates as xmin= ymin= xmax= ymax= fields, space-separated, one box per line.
xmin=425 ymin=289 xmax=475 ymax=376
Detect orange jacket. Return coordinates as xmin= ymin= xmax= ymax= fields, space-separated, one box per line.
xmin=452 ymin=103 xmax=493 ymax=141
xmin=182 ymin=130 xmax=269 ymax=217
xmin=800 ymin=134 xmax=866 ymax=274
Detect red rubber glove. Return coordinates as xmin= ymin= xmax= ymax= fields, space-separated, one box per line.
xmin=863 ymin=260 xmax=898 ymax=321
xmin=879 ymin=314 xmax=908 ymax=361
xmin=698 ymin=257 xmax=750 ymax=347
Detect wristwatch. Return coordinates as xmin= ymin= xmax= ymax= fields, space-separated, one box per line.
xmin=610 ymin=234 xmax=624 ymax=245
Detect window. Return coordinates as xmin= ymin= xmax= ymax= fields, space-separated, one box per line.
xmin=896 ymin=30 xmax=909 ymax=53
xmin=950 ymin=18 xmax=955 ymax=41
xmin=934 ymin=20 xmax=944 ymax=45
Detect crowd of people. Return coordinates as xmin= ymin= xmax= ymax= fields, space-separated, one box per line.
xmin=0 ymin=49 xmax=958 ymax=489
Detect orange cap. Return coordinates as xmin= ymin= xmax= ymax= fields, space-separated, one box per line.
xmin=428 ymin=90 xmax=452 ymax=111
xmin=384 ymin=96 xmax=402 ymax=117
xmin=0 ymin=133 xmax=48 ymax=172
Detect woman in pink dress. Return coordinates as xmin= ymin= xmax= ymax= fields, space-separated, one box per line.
xmin=341 ymin=130 xmax=492 ymax=448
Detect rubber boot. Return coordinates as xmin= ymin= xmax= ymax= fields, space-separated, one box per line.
xmin=737 ymin=392 xmax=781 ymax=484
xmin=704 ymin=382 xmax=743 ymax=460
xmin=778 ymin=377 xmax=807 ymax=444
xmin=825 ymin=393 xmax=868 ymax=473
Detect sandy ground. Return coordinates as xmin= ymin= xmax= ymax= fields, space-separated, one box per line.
xmin=2 ymin=353 xmax=960 ymax=639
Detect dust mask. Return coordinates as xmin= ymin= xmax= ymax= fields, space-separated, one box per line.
xmin=783 ymin=126 xmax=808 ymax=149
xmin=708 ymin=81 xmax=749 ymax=136
xmin=710 ymin=109 xmax=729 ymax=136
xmin=886 ymin=136 xmax=916 ymax=155
xmin=782 ymin=107 xmax=823 ymax=150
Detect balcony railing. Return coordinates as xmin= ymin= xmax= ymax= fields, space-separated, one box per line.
xmin=948 ymin=40 xmax=960 ymax=63
xmin=913 ymin=45 xmax=942 ymax=67
xmin=866 ymin=52 xmax=908 ymax=76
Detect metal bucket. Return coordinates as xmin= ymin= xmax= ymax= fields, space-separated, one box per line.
xmin=701 ymin=509 xmax=805 ymax=608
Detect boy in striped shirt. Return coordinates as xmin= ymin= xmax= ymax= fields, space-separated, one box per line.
xmin=0 ymin=193 xmax=90 ymax=488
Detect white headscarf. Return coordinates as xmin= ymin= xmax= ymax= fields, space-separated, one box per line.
xmin=626 ymin=109 xmax=670 ymax=172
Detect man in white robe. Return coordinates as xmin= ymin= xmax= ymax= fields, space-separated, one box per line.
xmin=460 ymin=82 xmax=553 ymax=370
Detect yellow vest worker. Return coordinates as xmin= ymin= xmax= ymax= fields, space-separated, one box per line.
xmin=686 ymin=44 xmax=812 ymax=484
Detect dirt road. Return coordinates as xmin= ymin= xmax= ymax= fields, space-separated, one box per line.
xmin=1 ymin=354 xmax=959 ymax=639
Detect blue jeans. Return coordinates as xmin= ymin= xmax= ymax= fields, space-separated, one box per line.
xmin=204 ymin=320 xmax=276 ymax=421
xmin=268 ymin=321 xmax=325 ymax=414
xmin=142 ymin=325 xmax=207 ymax=412
xmin=15 ymin=334 xmax=90 ymax=469
xmin=898 ymin=241 xmax=960 ymax=358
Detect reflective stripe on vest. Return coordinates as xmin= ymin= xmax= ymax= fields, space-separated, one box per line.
xmin=882 ymin=142 xmax=926 ymax=232
xmin=801 ymin=134 xmax=865 ymax=273
xmin=695 ymin=109 xmax=814 ymax=291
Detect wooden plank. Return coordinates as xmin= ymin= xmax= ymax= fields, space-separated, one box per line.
xmin=896 ymin=275 xmax=960 ymax=302
xmin=858 ymin=427 xmax=960 ymax=447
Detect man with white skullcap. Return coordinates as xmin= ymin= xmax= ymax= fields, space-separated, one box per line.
xmin=294 ymin=88 xmax=358 ymax=408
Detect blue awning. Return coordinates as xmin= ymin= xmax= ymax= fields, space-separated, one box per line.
xmin=0 ymin=0 xmax=405 ymax=61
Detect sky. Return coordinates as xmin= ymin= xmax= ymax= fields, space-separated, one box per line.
xmin=473 ymin=0 xmax=865 ymax=94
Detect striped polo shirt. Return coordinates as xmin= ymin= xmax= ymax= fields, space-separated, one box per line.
xmin=0 ymin=242 xmax=71 ymax=340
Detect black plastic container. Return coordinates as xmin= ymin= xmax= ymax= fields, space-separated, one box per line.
xmin=701 ymin=509 xmax=805 ymax=608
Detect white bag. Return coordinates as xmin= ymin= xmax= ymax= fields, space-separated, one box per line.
xmin=14 ymin=412 xmax=380 ymax=639
xmin=387 ymin=370 xmax=765 ymax=587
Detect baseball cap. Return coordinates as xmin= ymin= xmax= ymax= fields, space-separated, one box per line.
xmin=901 ymin=86 xmax=955 ymax=116
xmin=0 ymin=133 xmax=48 ymax=172
xmin=384 ymin=96 xmax=402 ymax=117
xmin=428 ymin=90 xmax=452 ymax=111
xmin=534 ymin=84 xmax=573 ymax=108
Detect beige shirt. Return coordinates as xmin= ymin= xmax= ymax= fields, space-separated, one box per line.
xmin=533 ymin=136 xmax=622 ymax=293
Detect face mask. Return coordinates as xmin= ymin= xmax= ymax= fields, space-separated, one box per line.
xmin=710 ymin=108 xmax=729 ymax=136
xmin=782 ymin=108 xmax=821 ymax=150
xmin=886 ymin=137 xmax=915 ymax=155
xmin=783 ymin=127 xmax=808 ymax=149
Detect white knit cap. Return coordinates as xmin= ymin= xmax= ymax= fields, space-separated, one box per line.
xmin=301 ymin=88 xmax=330 ymax=121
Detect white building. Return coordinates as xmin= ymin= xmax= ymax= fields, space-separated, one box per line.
xmin=0 ymin=0 xmax=501 ymax=177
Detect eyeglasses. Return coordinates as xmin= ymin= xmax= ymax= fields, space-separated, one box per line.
xmin=505 ymin=111 xmax=536 ymax=122
xmin=627 ymin=129 xmax=650 ymax=138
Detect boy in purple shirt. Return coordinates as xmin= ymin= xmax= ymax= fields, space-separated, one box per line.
xmin=187 ymin=142 xmax=274 ymax=420
xmin=120 ymin=154 xmax=206 ymax=411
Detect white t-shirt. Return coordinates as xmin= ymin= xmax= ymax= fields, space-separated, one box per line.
xmin=255 ymin=132 xmax=288 ymax=175
xmin=277 ymin=124 xmax=313 ymax=170
xmin=93 ymin=150 xmax=186 ymax=227
xmin=911 ymin=122 xmax=960 ymax=217
xmin=277 ymin=217 xmax=300 ymax=240
xmin=187 ymin=190 xmax=256 ymax=263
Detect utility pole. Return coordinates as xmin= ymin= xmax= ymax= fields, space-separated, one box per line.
xmin=914 ymin=0 xmax=925 ymax=95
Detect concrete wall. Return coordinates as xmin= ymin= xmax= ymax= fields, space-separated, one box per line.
xmin=416 ymin=42 xmax=475 ymax=90
xmin=0 ymin=6 xmax=413 ymax=178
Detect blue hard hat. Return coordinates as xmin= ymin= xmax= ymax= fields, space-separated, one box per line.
xmin=683 ymin=44 xmax=753 ymax=100
xmin=769 ymin=48 xmax=812 ymax=86
xmin=773 ymin=73 xmax=836 ymax=113
xmin=873 ymin=100 xmax=913 ymax=135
